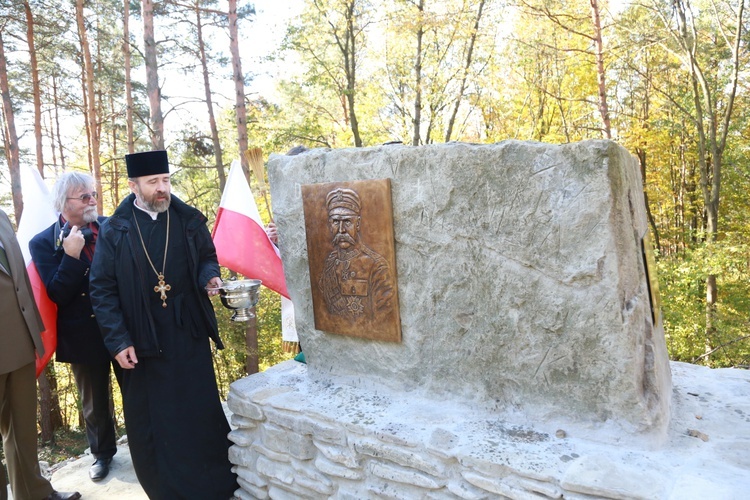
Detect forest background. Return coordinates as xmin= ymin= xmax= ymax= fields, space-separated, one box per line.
xmin=0 ymin=0 xmax=749 ymax=449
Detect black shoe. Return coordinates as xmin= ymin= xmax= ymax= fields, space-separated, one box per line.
xmin=89 ymin=457 xmax=112 ymax=481
xmin=44 ymin=491 xmax=81 ymax=500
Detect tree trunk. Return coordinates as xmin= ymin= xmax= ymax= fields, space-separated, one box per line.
xmin=80 ymin=56 xmax=92 ymax=171
xmin=76 ymin=0 xmax=103 ymax=212
xmin=24 ymin=1 xmax=45 ymax=176
xmin=412 ymin=0 xmax=425 ymax=146
xmin=124 ymin=0 xmax=135 ymax=154
xmin=228 ymin=0 xmax=249 ymax=178
xmin=111 ymin=95 xmax=120 ymax=206
xmin=37 ymin=364 xmax=63 ymax=444
xmin=52 ymin=76 xmax=66 ymax=170
xmin=1 ymin=106 xmax=11 ymax=185
xmin=37 ymin=372 xmax=55 ymax=444
xmin=245 ymin=308 xmax=259 ymax=375
xmin=445 ymin=0 xmax=485 ymax=142
xmin=589 ymin=0 xmax=611 ymax=139
xmin=143 ymin=0 xmax=164 ymax=149
xmin=45 ymin=107 xmax=57 ymax=174
xmin=343 ymin=0 xmax=362 ymax=147
xmin=228 ymin=0 xmax=257 ymax=370
xmin=195 ymin=1 xmax=226 ymax=190
xmin=0 ymin=32 xmax=23 ymax=224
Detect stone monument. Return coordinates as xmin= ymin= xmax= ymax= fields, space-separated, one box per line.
xmin=225 ymin=141 xmax=727 ymax=499
xmin=265 ymin=140 xmax=670 ymax=433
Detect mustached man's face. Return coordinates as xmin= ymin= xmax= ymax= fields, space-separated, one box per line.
xmin=129 ymin=174 xmax=171 ymax=213
xmin=328 ymin=212 xmax=360 ymax=249
xmin=63 ymin=186 xmax=99 ymax=226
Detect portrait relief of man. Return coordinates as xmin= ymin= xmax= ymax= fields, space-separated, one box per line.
xmin=303 ymin=179 xmax=401 ymax=342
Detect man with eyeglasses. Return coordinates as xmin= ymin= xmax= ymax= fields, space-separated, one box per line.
xmin=29 ymin=172 xmax=122 ymax=483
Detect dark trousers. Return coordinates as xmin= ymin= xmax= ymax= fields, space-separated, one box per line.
xmin=70 ymin=361 xmax=123 ymax=460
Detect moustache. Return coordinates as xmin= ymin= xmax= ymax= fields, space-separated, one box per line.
xmin=334 ymin=234 xmax=356 ymax=245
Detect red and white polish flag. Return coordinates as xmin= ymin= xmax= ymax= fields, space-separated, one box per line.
xmin=212 ymin=160 xmax=290 ymax=299
xmin=17 ymin=166 xmax=58 ymax=377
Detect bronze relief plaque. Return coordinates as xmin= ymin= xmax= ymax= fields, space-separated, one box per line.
xmin=302 ymin=178 xmax=401 ymax=342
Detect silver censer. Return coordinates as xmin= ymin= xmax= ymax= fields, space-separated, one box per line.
xmin=212 ymin=279 xmax=262 ymax=322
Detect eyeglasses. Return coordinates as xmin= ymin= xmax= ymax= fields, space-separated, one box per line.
xmin=67 ymin=192 xmax=98 ymax=203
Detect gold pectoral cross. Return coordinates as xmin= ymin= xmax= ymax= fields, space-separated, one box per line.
xmin=154 ymin=273 xmax=172 ymax=308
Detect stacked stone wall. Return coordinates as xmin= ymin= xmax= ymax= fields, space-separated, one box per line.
xmin=229 ymin=362 xmax=713 ymax=500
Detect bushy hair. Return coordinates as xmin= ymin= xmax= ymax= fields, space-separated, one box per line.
xmin=52 ymin=172 xmax=94 ymax=213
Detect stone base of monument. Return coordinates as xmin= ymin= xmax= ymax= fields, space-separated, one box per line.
xmin=228 ymin=360 xmax=750 ymax=499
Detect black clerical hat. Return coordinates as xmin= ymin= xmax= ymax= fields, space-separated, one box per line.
xmin=125 ymin=150 xmax=170 ymax=178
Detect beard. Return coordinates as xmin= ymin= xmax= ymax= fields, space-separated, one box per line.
xmin=82 ymin=206 xmax=99 ymax=223
xmin=137 ymin=190 xmax=171 ymax=213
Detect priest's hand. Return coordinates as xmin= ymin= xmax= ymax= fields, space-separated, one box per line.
xmin=115 ymin=346 xmax=138 ymax=369
xmin=206 ymin=276 xmax=222 ymax=296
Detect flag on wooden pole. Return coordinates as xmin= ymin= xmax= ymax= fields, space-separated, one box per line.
xmin=212 ymin=160 xmax=290 ymax=298
xmin=16 ymin=166 xmax=58 ymax=377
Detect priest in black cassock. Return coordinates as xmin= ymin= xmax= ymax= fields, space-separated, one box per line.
xmin=89 ymin=150 xmax=238 ymax=499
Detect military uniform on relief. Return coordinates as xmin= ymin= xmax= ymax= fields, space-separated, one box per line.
xmin=318 ymin=187 xmax=394 ymax=320
xmin=320 ymin=244 xmax=392 ymax=318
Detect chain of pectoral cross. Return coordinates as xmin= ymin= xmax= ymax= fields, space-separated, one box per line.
xmin=132 ymin=208 xmax=171 ymax=308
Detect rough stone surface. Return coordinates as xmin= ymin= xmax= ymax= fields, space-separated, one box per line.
xmin=268 ymin=141 xmax=671 ymax=437
xmin=227 ymin=359 xmax=750 ymax=499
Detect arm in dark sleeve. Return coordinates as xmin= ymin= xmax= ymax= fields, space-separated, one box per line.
xmin=89 ymin=224 xmax=133 ymax=357
xmin=196 ymin=223 xmax=221 ymax=287
xmin=29 ymin=230 xmax=90 ymax=308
